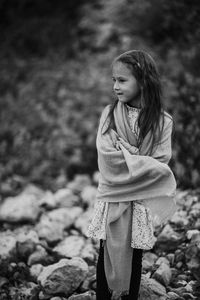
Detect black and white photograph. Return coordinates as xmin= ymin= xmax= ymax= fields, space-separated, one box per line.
xmin=0 ymin=1 xmax=200 ymax=299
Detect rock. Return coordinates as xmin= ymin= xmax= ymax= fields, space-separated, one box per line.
xmin=75 ymin=209 xmax=93 ymax=236
xmin=174 ymin=189 xmax=189 ymax=206
xmin=92 ymin=171 xmax=100 ymax=184
xmin=39 ymin=291 xmax=51 ymax=299
xmin=0 ymin=231 xmax=17 ymax=262
xmin=36 ymin=207 xmax=82 ymax=243
xmin=167 ymin=291 xmax=183 ymax=299
xmin=152 ymin=262 xmax=172 ymax=287
xmin=39 ymin=191 xmax=57 ymax=209
xmin=81 ymin=243 xmax=96 ymax=263
xmin=140 ymin=275 xmax=167 ymax=299
xmin=38 ymin=258 xmax=88 ymax=297
xmin=81 ymin=186 xmax=97 ymax=207
xmin=176 ymin=262 xmax=183 ymax=269
xmin=15 ymin=282 xmax=40 ymax=300
xmin=0 ymin=276 xmax=9 ymax=288
xmin=166 ymin=253 xmax=175 ymax=265
xmin=174 ymin=280 xmax=187 ymax=288
xmin=0 ymin=192 xmax=41 ymax=223
xmin=47 ymin=207 xmax=82 ymax=226
xmin=36 ymin=215 xmax=64 ymax=243
xmin=186 ymin=229 xmax=200 ymax=240
xmin=15 ymin=228 xmax=40 ymax=261
xmin=194 ymin=219 xmax=200 ymax=230
xmin=81 ymin=266 xmax=96 ymax=291
xmin=155 ymin=257 xmax=170 ymax=267
xmin=53 ymin=236 xmax=85 ymax=258
xmin=30 ymin=264 xmax=44 ymax=281
xmin=185 ymin=238 xmax=200 ymax=280
xmin=174 ymin=249 xmax=185 ymax=263
xmin=54 ymin=188 xmax=79 ymax=208
xmin=189 ymin=202 xmax=200 ymax=218
xmin=68 ymin=290 xmax=96 ymax=300
xmin=170 ymin=210 xmax=189 ymax=227
xmin=28 ymin=245 xmax=51 ymax=266
xmin=67 ymin=175 xmax=91 ymax=194
xmin=142 ymin=252 xmax=158 ymax=271
xmin=156 ymin=224 xmax=184 ymax=251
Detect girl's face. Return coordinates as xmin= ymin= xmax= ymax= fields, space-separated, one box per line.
xmin=112 ymin=61 xmax=141 ymax=107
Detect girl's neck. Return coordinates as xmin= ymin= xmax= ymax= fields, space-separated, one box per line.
xmin=126 ymin=102 xmax=141 ymax=109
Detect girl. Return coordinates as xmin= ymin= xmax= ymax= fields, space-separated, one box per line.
xmin=87 ymin=50 xmax=177 ymax=300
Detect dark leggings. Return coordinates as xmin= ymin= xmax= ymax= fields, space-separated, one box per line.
xmin=96 ymin=240 xmax=143 ymax=300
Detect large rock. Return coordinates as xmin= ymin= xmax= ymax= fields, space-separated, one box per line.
xmin=39 ymin=191 xmax=57 ymax=209
xmin=152 ymin=262 xmax=172 ymax=287
xmin=75 ymin=209 xmax=93 ymax=236
xmin=16 ymin=229 xmax=39 ymax=261
xmin=140 ymin=275 xmax=167 ymax=300
xmin=0 ymin=192 xmax=41 ymax=223
xmin=28 ymin=245 xmax=52 ymax=266
xmin=170 ymin=210 xmax=189 ymax=227
xmin=38 ymin=258 xmax=88 ymax=297
xmin=36 ymin=207 xmax=82 ymax=243
xmin=142 ymin=252 xmax=158 ymax=271
xmin=67 ymin=175 xmax=91 ymax=194
xmin=54 ymin=188 xmax=79 ymax=208
xmin=68 ymin=291 xmax=96 ymax=300
xmin=53 ymin=236 xmax=85 ymax=258
xmin=155 ymin=224 xmax=184 ymax=251
xmin=0 ymin=231 xmax=17 ymax=263
xmin=185 ymin=230 xmax=200 ymax=280
xmin=81 ymin=186 xmax=97 ymax=207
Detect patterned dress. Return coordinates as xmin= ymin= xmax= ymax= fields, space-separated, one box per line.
xmin=87 ymin=104 xmax=156 ymax=250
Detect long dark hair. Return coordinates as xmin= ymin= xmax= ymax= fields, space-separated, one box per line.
xmin=102 ymin=50 xmax=167 ymax=155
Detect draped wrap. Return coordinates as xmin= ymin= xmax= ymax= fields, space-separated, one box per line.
xmin=95 ymin=101 xmax=177 ymax=296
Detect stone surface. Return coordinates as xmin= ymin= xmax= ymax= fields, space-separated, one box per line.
xmin=156 ymin=224 xmax=184 ymax=251
xmin=67 ymin=175 xmax=91 ymax=194
xmin=75 ymin=209 xmax=93 ymax=236
xmin=167 ymin=291 xmax=183 ymax=299
xmin=39 ymin=191 xmax=57 ymax=209
xmin=54 ymin=188 xmax=79 ymax=208
xmin=0 ymin=231 xmax=17 ymax=262
xmin=36 ymin=214 xmax=64 ymax=243
xmin=81 ymin=243 xmax=96 ymax=263
xmin=152 ymin=262 xmax=172 ymax=286
xmin=0 ymin=192 xmax=41 ymax=223
xmin=81 ymin=186 xmax=97 ymax=207
xmin=140 ymin=275 xmax=167 ymax=300
xmin=28 ymin=245 xmax=50 ymax=266
xmin=185 ymin=232 xmax=200 ymax=280
xmin=30 ymin=264 xmax=44 ymax=281
xmin=36 ymin=207 xmax=82 ymax=243
xmin=142 ymin=252 xmax=158 ymax=271
xmin=81 ymin=266 xmax=96 ymax=292
xmin=170 ymin=210 xmax=189 ymax=227
xmin=68 ymin=291 xmax=96 ymax=300
xmin=53 ymin=236 xmax=85 ymax=258
xmin=38 ymin=258 xmax=88 ymax=297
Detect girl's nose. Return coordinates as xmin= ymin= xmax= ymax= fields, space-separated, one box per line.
xmin=114 ymin=81 xmax=119 ymax=91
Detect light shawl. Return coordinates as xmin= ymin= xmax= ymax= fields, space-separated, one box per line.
xmin=96 ymin=101 xmax=177 ymax=296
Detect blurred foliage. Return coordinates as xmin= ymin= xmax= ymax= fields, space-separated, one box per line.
xmin=0 ymin=0 xmax=200 ymax=192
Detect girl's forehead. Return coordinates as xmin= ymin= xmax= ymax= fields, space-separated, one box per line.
xmin=112 ymin=61 xmax=133 ymax=77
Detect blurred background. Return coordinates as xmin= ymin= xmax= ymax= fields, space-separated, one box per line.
xmin=0 ymin=0 xmax=200 ymax=193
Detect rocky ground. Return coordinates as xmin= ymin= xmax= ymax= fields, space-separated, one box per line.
xmin=0 ymin=173 xmax=200 ymax=300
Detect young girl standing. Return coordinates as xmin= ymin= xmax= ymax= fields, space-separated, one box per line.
xmin=87 ymin=50 xmax=177 ymax=300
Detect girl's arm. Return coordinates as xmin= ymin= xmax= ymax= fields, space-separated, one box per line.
xmin=152 ymin=118 xmax=173 ymax=165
